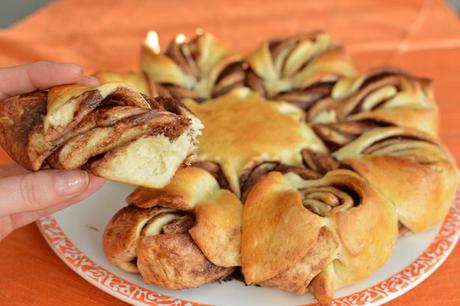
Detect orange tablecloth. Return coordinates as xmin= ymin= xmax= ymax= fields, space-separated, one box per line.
xmin=0 ymin=0 xmax=459 ymax=305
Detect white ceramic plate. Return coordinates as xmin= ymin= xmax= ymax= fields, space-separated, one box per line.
xmin=37 ymin=182 xmax=460 ymax=306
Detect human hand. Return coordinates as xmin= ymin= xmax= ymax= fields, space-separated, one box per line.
xmin=0 ymin=61 xmax=105 ymax=239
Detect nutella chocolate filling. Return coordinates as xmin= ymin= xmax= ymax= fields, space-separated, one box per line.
xmin=312 ymin=120 xmax=391 ymax=152
xmin=300 ymin=183 xmax=361 ymax=217
xmin=240 ymin=161 xmax=321 ymax=202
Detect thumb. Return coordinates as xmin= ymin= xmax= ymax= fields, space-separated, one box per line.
xmin=0 ymin=169 xmax=104 ymax=217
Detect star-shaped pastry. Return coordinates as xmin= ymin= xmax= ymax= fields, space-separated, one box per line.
xmin=99 ymin=31 xmax=458 ymax=304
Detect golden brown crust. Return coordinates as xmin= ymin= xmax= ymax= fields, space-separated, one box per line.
xmin=332 ymin=67 xmax=439 ymax=136
xmin=45 ymin=83 xmax=151 ymax=140
xmin=137 ymin=233 xmax=232 ymax=289
xmin=186 ymin=88 xmax=326 ymax=195
xmin=103 ymin=201 xmax=234 ymax=289
xmin=127 ymin=167 xmax=220 ymax=210
xmin=242 ymin=172 xmax=323 ymax=283
xmin=328 ymin=171 xmax=398 ymax=287
xmin=344 ymin=155 xmax=457 ymax=231
xmin=46 ymin=108 xmax=188 ymax=169
xmin=189 ymin=189 xmax=242 ymax=267
xmin=103 ymin=205 xmax=173 ymax=273
xmin=261 ymin=227 xmax=338 ymax=294
xmin=0 ymin=91 xmax=50 ymax=170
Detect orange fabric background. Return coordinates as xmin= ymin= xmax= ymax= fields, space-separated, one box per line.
xmin=0 ymin=0 xmax=458 ymax=305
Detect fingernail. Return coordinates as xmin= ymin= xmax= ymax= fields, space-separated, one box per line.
xmin=55 ymin=170 xmax=89 ymax=196
xmin=79 ymin=75 xmax=99 ymax=86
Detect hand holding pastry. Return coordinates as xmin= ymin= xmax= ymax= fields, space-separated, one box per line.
xmin=0 ymin=61 xmax=203 ymax=240
xmin=0 ymin=61 xmax=105 ymax=239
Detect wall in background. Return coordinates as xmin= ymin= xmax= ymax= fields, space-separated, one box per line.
xmin=0 ymin=0 xmax=52 ymax=28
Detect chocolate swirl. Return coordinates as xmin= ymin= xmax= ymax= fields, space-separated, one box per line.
xmin=301 ymin=184 xmax=360 ymax=217
xmin=103 ymin=205 xmax=231 ymax=289
xmin=273 ymin=81 xmax=335 ymax=112
xmin=336 ymin=68 xmax=434 ymax=119
xmin=240 ymin=161 xmax=321 ymax=202
xmin=332 ymin=127 xmax=454 ymax=171
xmin=245 ymin=32 xmax=355 ymax=110
xmin=301 ymin=149 xmax=340 ymax=174
xmin=311 ymin=120 xmax=391 ymax=152
xmin=361 ymin=134 xmax=440 ymax=164
xmin=143 ymin=33 xmax=245 ymax=101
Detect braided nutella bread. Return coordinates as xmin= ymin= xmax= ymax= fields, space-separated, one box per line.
xmin=0 ymin=83 xmax=202 ymax=188
xmin=101 ymin=31 xmax=458 ymax=303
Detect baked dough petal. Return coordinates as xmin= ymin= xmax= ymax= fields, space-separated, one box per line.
xmin=261 ymin=227 xmax=338 ymax=295
xmin=242 ymin=169 xmax=398 ymax=302
xmin=189 ymin=189 xmax=242 ymax=267
xmin=105 ymin=167 xmax=242 ymax=288
xmin=334 ymin=67 xmax=438 ymax=136
xmin=334 ymin=127 xmax=459 ymax=231
xmin=242 ymin=172 xmax=323 ymax=284
xmin=307 ymin=67 xmax=439 ymax=153
xmin=103 ymin=205 xmax=176 ymax=273
xmin=137 ymin=233 xmax=232 ymax=289
xmin=245 ymin=31 xmax=356 ymax=103
xmin=127 ymin=166 xmax=221 ymax=210
xmin=141 ymin=32 xmax=244 ymax=100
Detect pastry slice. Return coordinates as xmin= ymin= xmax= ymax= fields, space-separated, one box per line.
xmin=0 ymin=83 xmax=203 ymax=188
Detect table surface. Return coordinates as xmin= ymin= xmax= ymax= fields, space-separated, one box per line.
xmin=0 ymin=0 xmax=459 ymax=305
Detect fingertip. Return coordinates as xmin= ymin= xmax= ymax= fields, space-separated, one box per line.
xmin=56 ymin=173 xmax=105 ymax=205
xmin=54 ymin=170 xmax=90 ymax=196
xmin=88 ymin=173 xmax=106 ymax=189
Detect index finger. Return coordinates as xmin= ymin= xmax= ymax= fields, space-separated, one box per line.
xmin=0 ymin=61 xmax=84 ymax=100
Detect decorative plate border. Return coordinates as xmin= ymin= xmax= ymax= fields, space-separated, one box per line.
xmin=37 ymin=191 xmax=460 ymax=306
